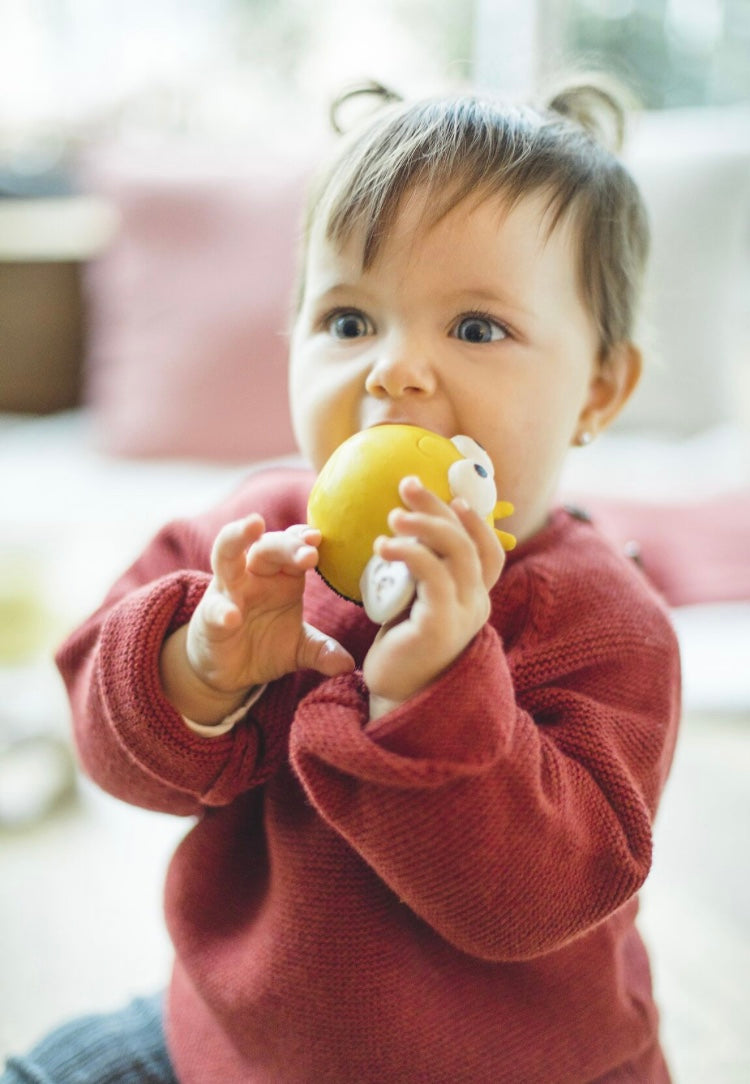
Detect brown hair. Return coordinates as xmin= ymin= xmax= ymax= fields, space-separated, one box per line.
xmin=297 ymin=79 xmax=650 ymax=358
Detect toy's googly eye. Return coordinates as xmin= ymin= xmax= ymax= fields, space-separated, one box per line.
xmin=448 ymin=458 xmax=498 ymax=517
xmin=450 ymin=435 xmax=494 ymax=477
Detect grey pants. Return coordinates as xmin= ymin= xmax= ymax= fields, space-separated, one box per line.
xmin=1 ymin=993 xmax=177 ymax=1084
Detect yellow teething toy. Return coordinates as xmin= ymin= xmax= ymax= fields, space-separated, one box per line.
xmin=307 ymin=425 xmax=515 ymax=622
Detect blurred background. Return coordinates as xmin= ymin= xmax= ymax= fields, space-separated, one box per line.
xmin=1 ymin=1 xmax=749 ymax=1081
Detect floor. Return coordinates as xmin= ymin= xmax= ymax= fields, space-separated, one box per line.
xmin=1 ymin=700 xmax=749 ymax=1082
xmin=637 ymin=711 xmax=750 ymax=1082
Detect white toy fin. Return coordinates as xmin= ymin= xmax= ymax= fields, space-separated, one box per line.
xmin=360 ymin=556 xmax=416 ymax=624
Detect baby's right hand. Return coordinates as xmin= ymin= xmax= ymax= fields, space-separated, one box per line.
xmin=160 ymin=514 xmax=354 ymax=725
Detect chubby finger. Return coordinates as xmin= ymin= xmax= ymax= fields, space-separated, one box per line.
xmin=451 ymin=498 xmax=505 ymax=589
xmin=211 ymin=514 xmax=266 ymax=585
xmin=397 ymin=475 xmax=454 ymax=518
xmin=385 ymin=508 xmax=480 ymax=595
xmin=246 ymin=523 xmax=321 ymax=577
xmin=381 ymin=507 xmax=502 ymax=602
xmin=389 ymin=483 xmax=485 ymax=563
xmin=296 ymin=623 xmax=355 ymax=677
xmin=373 ymin=534 xmax=454 ymax=608
xmin=389 ymin=476 xmax=467 ymax=551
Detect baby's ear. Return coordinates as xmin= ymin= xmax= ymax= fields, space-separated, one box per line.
xmin=579 ymin=341 xmax=642 ymax=438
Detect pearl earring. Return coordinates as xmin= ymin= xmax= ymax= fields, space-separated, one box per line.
xmin=576 ymin=430 xmax=593 ymax=447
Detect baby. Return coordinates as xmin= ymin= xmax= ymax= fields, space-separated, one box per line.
xmin=4 ymin=81 xmax=680 ymax=1084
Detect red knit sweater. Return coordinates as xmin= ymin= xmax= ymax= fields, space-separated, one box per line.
xmin=56 ymin=467 xmax=681 ymax=1084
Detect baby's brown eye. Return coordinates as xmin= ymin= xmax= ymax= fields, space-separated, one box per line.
xmin=329 ymin=312 xmax=372 ymax=339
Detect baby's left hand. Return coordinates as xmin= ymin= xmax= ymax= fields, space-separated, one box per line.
xmin=363 ymin=476 xmax=505 ymax=720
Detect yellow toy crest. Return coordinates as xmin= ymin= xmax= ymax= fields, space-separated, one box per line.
xmin=307 ymin=425 xmax=515 ymax=611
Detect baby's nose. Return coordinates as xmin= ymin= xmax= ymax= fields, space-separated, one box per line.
xmin=365 ymin=340 xmax=437 ymax=398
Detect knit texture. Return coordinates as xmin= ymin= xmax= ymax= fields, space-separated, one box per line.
xmin=55 ymin=467 xmax=681 ymax=1084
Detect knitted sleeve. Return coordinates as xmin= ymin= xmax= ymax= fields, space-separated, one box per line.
xmin=55 ymin=468 xmax=314 ymax=815
xmin=289 ymin=533 xmax=681 ymax=963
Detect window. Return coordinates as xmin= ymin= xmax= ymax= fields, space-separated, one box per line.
xmin=475 ymin=0 xmax=750 ymax=108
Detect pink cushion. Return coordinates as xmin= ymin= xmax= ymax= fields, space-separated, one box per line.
xmin=582 ymin=490 xmax=750 ymax=607
xmin=82 ymin=149 xmax=309 ymax=461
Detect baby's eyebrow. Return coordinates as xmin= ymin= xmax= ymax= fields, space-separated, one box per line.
xmin=318 ymin=283 xmax=359 ymax=296
xmin=310 ymin=282 xmax=373 ymax=307
xmin=441 ymin=287 xmax=534 ymax=319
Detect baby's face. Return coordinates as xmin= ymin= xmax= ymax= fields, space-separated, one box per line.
xmin=290 ymin=187 xmax=602 ymax=543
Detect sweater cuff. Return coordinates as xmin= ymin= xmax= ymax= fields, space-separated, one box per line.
xmin=291 ymin=625 xmax=516 ymax=790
